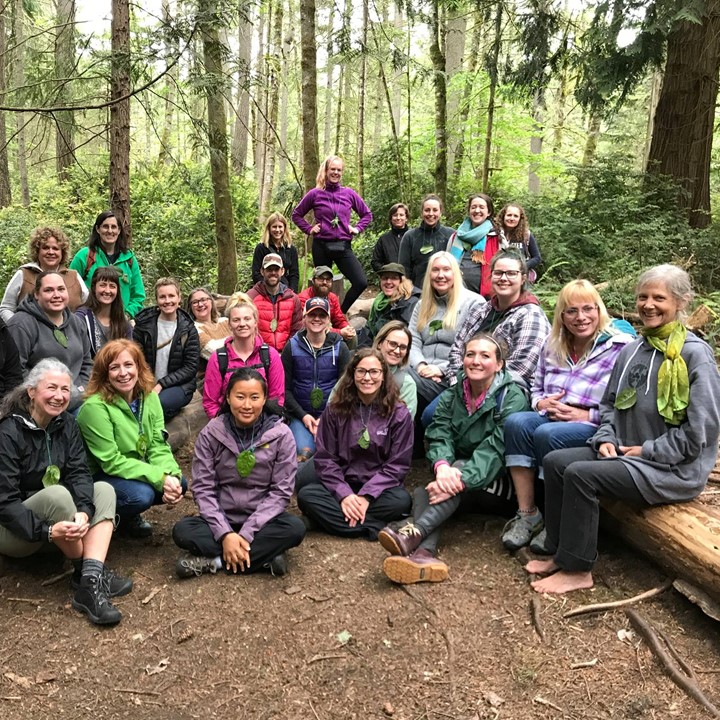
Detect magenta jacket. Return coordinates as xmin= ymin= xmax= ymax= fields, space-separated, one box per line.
xmin=191 ymin=414 xmax=297 ymax=544
xmin=202 ymin=336 xmax=285 ymax=418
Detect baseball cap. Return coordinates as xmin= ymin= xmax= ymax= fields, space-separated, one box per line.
xmin=304 ymin=297 xmax=330 ymax=315
xmin=378 ymin=262 xmax=405 ymax=276
xmin=312 ymin=265 xmax=334 ymax=278
xmin=262 ymin=253 xmax=284 ymax=269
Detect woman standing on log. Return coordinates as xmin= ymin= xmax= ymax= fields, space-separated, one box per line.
xmin=292 ymin=156 xmax=373 ymax=313
xmin=527 ymin=265 xmax=720 ymax=594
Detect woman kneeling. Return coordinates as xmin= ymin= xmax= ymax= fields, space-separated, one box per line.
xmin=0 ymin=360 xmax=131 ymax=625
xmin=173 ymin=368 xmax=305 ymax=578
xmin=379 ymin=334 xmax=528 ymax=584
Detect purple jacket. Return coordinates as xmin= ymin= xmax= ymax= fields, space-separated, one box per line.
xmin=292 ymin=182 xmax=373 ymax=242
xmin=191 ymin=414 xmax=297 ymax=544
xmin=314 ymin=401 xmax=413 ymax=500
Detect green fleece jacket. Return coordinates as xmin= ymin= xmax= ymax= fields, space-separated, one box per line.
xmin=76 ymin=391 xmax=180 ymax=491
xmin=426 ymin=369 xmax=528 ymax=490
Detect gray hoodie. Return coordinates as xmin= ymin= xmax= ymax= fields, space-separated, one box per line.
xmin=591 ymin=332 xmax=720 ymax=503
xmin=7 ymin=296 xmax=92 ymax=410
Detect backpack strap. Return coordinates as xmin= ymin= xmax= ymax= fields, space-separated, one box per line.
xmin=217 ymin=347 xmax=229 ymax=379
xmin=493 ymin=386 xmax=507 ymax=423
xmin=258 ymin=344 xmax=271 ymax=376
xmin=217 ymin=344 xmax=270 ymax=380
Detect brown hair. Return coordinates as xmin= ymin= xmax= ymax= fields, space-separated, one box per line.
xmin=373 ymin=321 xmax=412 ymax=369
xmin=329 ymin=348 xmax=399 ymax=418
xmin=85 ymin=339 xmax=156 ymax=402
xmin=498 ymin=203 xmax=530 ymax=245
xmin=187 ymin=287 xmax=218 ymax=322
xmin=154 ymin=276 xmax=181 ymax=298
xmin=83 ymin=266 xmax=128 ymax=341
xmin=29 ymin=227 xmax=71 ymax=267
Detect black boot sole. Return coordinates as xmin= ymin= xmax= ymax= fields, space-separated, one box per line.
xmin=72 ymin=598 xmax=122 ymax=625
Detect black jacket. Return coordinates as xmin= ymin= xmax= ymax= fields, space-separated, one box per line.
xmin=133 ymin=307 xmax=200 ymax=396
xmin=366 ymin=288 xmax=422 ymax=339
xmin=0 ymin=318 xmax=22 ymax=399
xmin=251 ymin=243 xmax=300 ymax=292
xmin=0 ymin=411 xmax=95 ymax=543
xmin=371 ymin=227 xmax=407 ymax=272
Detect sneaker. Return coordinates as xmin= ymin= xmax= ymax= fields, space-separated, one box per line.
xmin=72 ymin=574 xmax=122 ymax=626
xmin=267 ymin=553 xmax=288 ymax=577
xmin=72 ymin=567 xmax=133 ymax=598
xmin=501 ymin=512 xmax=544 ymax=551
xmin=383 ymin=549 xmax=449 ymax=585
xmin=529 ymin=528 xmax=556 ymax=555
xmin=119 ymin=514 xmax=153 ymax=538
xmin=378 ymin=523 xmax=423 ymax=557
xmin=175 ymin=554 xmax=218 ymax=579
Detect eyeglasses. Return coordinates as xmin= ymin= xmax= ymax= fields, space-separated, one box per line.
xmin=562 ymin=305 xmax=598 ymax=318
xmin=354 ymin=367 xmax=383 ymax=379
xmin=190 ymin=297 xmax=211 ymax=306
xmin=383 ymin=339 xmax=408 ymax=353
xmin=491 ymin=270 xmax=522 ymax=279
xmin=314 ymin=276 xmax=333 ymax=284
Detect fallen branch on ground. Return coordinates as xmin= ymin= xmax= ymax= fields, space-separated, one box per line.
xmin=41 ymin=569 xmax=73 ymax=586
xmin=530 ymin=596 xmax=545 ymax=642
xmin=564 ymin=579 xmax=673 ymax=618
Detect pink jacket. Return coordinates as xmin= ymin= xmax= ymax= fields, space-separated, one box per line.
xmin=202 ymin=336 xmax=285 ymax=418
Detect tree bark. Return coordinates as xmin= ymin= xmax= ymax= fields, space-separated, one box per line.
xmin=482 ymin=2 xmax=502 ymax=193
xmin=645 ymin=2 xmax=720 ymax=228
xmin=254 ymin=3 xmax=267 ymax=184
xmin=0 ymin=6 xmax=9 ymax=208
xmin=299 ymin=0 xmax=319 ymax=191
xmin=231 ymin=0 xmax=253 ymax=174
xmin=200 ymin=0 xmax=237 ymax=293
xmin=428 ymin=0 xmax=447 ymax=199
xmin=158 ymin=0 xmax=177 ymax=166
xmin=444 ymin=7 xmax=465 ymax=175
xmin=55 ymin=0 xmax=76 ymax=181
xmin=12 ymin=0 xmax=28 ymax=205
xmin=356 ymin=0 xmax=368 ymax=196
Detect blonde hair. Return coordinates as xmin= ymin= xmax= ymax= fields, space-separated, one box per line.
xmin=381 ymin=275 xmax=415 ymax=304
xmin=224 ymin=291 xmax=255 ymax=319
xmin=546 ymin=280 xmax=613 ymax=362
xmin=262 ymin=212 xmax=292 ymax=248
xmin=316 ymin=155 xmax=343 ymax=189
xmin=416 ymin=252 xmax=465 ymax=332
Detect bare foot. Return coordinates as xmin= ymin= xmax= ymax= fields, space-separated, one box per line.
xmin=531 ymin=570 xmax=594 ymax=594
xmin=525 ymin=559 xmax=558 ymax=576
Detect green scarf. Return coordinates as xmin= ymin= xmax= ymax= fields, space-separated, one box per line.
xmin=368 ymin=293 xmax=391 ymax=333
xmin=641 ymin=321 xmax=689 ymax=426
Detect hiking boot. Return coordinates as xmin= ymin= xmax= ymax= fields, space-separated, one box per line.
xmin=501 ymin=512 xmax=544 ymax=551
xmin=529 ymin=528 xmax=556 ymax=556
xmin=175 ymin=554 xmax=218 ymax=579
xmin=266 ymin=553 xmax=288 ymax=577
xmin=72 ymin=574 xmax=122 ymax=626
xmin=378 ymin=523 xmax=423 ymax=557
xmin=119 ymin=514 xmax=153 ymax=538
xmin=383 ymin=549 xmax=449 ymax=585
xmin=72 ymin=566 xmax=133 ymax=598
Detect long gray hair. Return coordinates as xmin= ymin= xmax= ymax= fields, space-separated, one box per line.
xmin=0 ymin=359 xmax=72 ymax=418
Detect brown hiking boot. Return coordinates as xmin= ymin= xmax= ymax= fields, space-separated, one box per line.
xmin=378 ymin=523 xmax=423 ymax=556
xmin=382 ymin=548 xmax=449 ymax=585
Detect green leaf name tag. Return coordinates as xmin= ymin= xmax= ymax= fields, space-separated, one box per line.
xmin=270 ymin=318 xmax=278 ymax=332
xmin=53 ymin=328 xmax=68 ymax=348
xmin=42 ymin=465 xmax=61 ymax=487
xmin=428 ymin=319 xmax=443 ymax=335
xmin=614 ymin=387 xmax=637 ymax=410
xmin=310 ymin=387 xmax=324 ymax=409
xmin=331 ymin=215 xmax=340 ymax=228
xmin=420 ymin=245 xmax=433 ymax=255
xmin=357 ymin=428 xmax=370 ymax=449
xmin=136 ymin=434 xmax=148 ymax=459
xmin=236 ymin=450 xmax=256 ymax=477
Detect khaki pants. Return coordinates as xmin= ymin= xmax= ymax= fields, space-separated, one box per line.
xmin=0 ymin=482 xmax=116 ymax=558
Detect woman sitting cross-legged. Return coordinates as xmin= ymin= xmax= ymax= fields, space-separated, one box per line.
xmin=379 ymin=334 xmax=528 ymax=584
xmin=501 ymin=280 xmax=635 ymax=552
xmin=526 ymin=265 xmax=720 ymax=594
xmin=296 ymin=348 xmax=414 ymax=539
xmin=173 ymin=368 xmax=306 ymax=579
xmin=0 ymin=359 xmax=131 ymax=625
xmin=76 ymin=340 xmax=186 ymax=539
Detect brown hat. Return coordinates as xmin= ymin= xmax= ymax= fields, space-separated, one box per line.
xmin=262 ymin=253 xmax=284 ymax=269
xmin=312 ymin=265 xmax=334 ymax=278
xmin=378 ymin=263 xmax=405 ymax=277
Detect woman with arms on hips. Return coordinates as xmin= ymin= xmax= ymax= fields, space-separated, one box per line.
xmin=76 ymin=340 xmax=185 ymax=539
xmin=0 ymin=359 xmax=131 ymax=625
xmin=173 ymin=368 xmax=305 ymax=579
xmin=527 ymin=265 xmax=720 ymax=593
xmin=379 ymin=334 xmax=528 ymax=585
xmin=501 ymin=280 xmax=634 ymax=552
xmin=296 ymin=349 xmax=414 ymax=539
xmin=292 ymin=155 xmax=372 ymax=313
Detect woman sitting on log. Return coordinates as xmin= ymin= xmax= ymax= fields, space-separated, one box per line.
xmin=378 ymin=334 xmax=528 ymax=585
xmin=0 ymin=359 xmax=131 ymax=625
xmin=296 ymin=348 xmax=414 ymax=540
xmin=173 ymin=368 xmax=305 ymax=579
xmin=526 ymin=265 xmax=720 ymax=594
xmin=186 ymin=288 xmax=229 ymax=386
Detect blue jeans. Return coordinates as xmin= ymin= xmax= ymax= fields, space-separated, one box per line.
xmin=94 ymin=472 xmax=188 ymax=518
xmin=420 ymin=392 xmax=442 ymax=428
xmin=159 ymin=386 xmax=194 ymax=421
xmin=504 ymin=412 xmax=595 ymax=479
xmin=289 ymin=418 xmax=316 ymax=458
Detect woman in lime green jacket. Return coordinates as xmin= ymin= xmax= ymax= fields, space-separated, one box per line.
xmin=69 ymin=211 xmax=145 ymax=318
xmin=77 ymin=339 xmax=185 ymax=538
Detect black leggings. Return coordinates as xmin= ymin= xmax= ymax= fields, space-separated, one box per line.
xmin=312 ymin=239 xmax=367 ymax=313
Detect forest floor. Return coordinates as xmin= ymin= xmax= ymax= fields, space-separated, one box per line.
xmin=0 ymin=447 xmax=719 ymax=720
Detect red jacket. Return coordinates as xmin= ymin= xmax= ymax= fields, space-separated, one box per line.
xmin=247 ymin=281 xmax=302 ymax=351
xmin=298 ymin=287 xmax=349 ymax=333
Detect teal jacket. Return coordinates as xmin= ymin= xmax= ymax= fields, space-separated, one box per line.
xmin=76 ymin=391 xmax=180 ymax=491
xmin=426 ymin=369 xmax=528 ymax=490
xmin=69 ymin=246 xmax=145 ymax=317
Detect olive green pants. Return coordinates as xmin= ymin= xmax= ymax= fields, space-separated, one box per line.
xmin=0 ymin=482 xmax=116 ymax=558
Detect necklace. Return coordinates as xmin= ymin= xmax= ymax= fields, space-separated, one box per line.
xmin=235 ymin=424 xmax=257 ymax=477
xmin=326 ymin=187 xmax=342 ymax=229
xmin=41 ymin=431 xmax=60 ymax=487
xmin=357 ymin=403 xmax=372 ymax=449
xmin=133 ymin=395 xmax=148 ymax=459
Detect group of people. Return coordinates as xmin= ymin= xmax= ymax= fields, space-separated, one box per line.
xmin=1 ymin=155 xmax=718 ymax=628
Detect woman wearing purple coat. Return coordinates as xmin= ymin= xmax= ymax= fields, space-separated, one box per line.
xmin=296 ymin=348 xmax=414 ymax=539
xmin=173 ymin=368 xmax=305 ymax=578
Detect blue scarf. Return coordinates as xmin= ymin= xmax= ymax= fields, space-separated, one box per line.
xmin=449 ymin=218 xmax=494 ymax=262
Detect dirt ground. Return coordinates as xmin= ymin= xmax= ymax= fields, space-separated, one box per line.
xmin=1 ymin=450 xmax=719 ymax=720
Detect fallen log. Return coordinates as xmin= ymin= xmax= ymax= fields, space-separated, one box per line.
xmin=601 ymin=498 xmax=720 ymax=609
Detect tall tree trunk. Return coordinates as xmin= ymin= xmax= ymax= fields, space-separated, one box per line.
xmin=528 ymin=90 xmax=544 ymax=194
xmin=581 ymin=111 xmax=601 ymax=167
xmin=299 ymin=0 xmax=319 ymax=191
xmin=429 ymin=0 xmax=447 ymax=199
xmin=356 ymin=0 xmax=368 ymax=196
xmin=110 ymin=0 xmax=131 ymax=241
xmin=643 ymin=69 xmax=663 ymax=169
xmin=278 ymin=19 xmax=292 ymax=182
xmin=55 ymin=0 xmax=75 ymax=181
xmin=645 ymin=3 xmax=720 ymax=228
xmin=444 ymin=6 xmax=465 ymax=175
xmin=200 ymin=0 xmax=237 ymax=293
xmin=322 ymin=17 xmax=335 ymax=156
xmin=231 ymin=0 xmax=253 ymax=174
xmin=12 ymin=0 xmax=28 ymax=206
xmin=254 ymin=3 xmax=268 ymax=183
xmin=482 ymin=2 xmax=503 ymax=193
xmin=158 ymin=0 xmax=177 ymax=165
xmin=0 ymin=6 xmax=10 ymax=207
